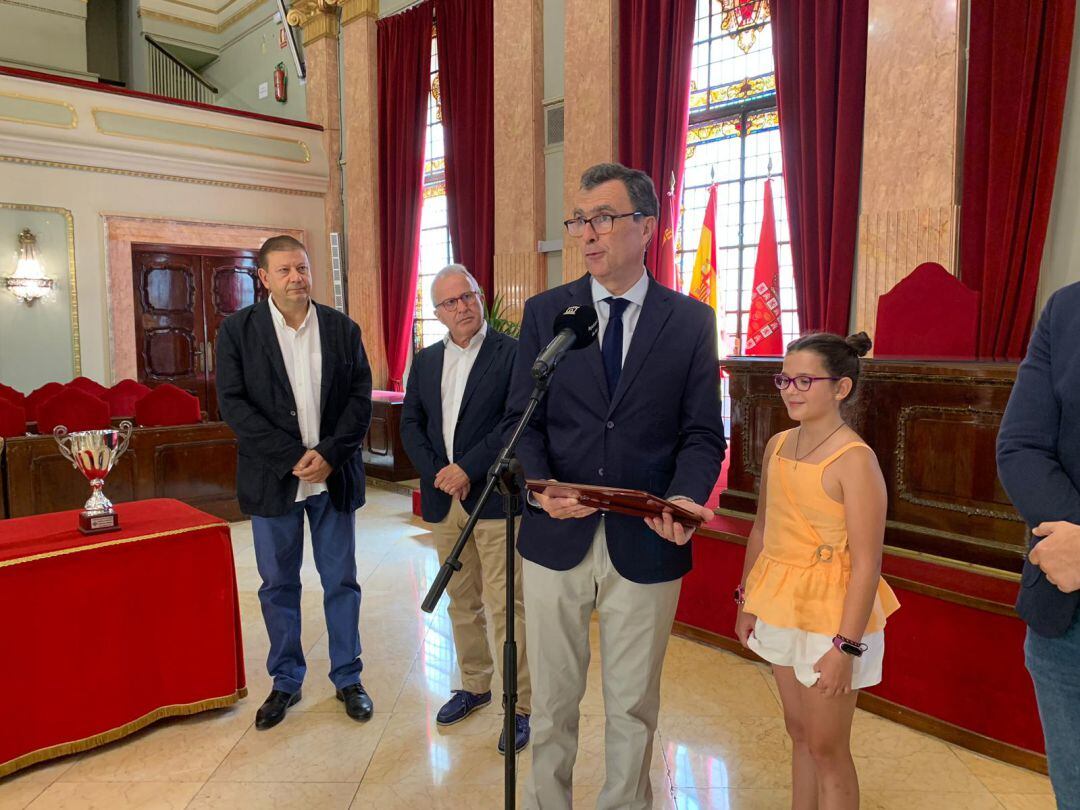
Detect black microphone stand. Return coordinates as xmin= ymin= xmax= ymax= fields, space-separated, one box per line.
xmin=421 ymin=371 xmax=552 ymax=810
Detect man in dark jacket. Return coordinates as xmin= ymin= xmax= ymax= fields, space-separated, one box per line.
xmin=400 ymin=264 xmax=530 ymax=755
xmin=998 ymin=280 xmax=1080 ymax=809
xmin=217 ymin=235 xmax=373 ymax=730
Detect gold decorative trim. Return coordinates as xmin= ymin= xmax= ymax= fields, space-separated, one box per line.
xmin=158 ymin=0 xmax=242 ymax=14
xmin=91 ymin=108 xmax=312 ymax=164
xmin=0 ymin=202 xmax=80 ymax=376
xmin=287 ymin=0 xmax=342 ymax=27
xmin=0 ymin=0 xmax=86 ymax=20
xmin=341 ymin=0 xmax=377 ymax=25
xmin=0 ymin=521 xmax=227 ymax=568
xmin=0 ymin=154 xmax=324 ymax=197
xmin=0 ymin=91 xmax=78 ymax=130
xmin=894 ymin=405 xmax=1024 ymax=522
xmin=140 ymin=0 xmax=264 ymax=34
xmin=297 ymin=12 xmax=339 ymax=45
xmin=0 ymin=688 xmax=247 ymax=778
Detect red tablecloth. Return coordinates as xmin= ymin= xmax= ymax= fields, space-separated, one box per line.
xmin=0 ymin=499 xmax=246 ymax=777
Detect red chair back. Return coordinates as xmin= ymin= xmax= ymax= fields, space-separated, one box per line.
xmin=104 ymin=379 xmax=151 ymax=417
xmin=874 ymin=262 xmax=979 ymax=360
xmin=25 ymin=382 xmax=65 ymax=421
xmin=68 ymin=376 xmax=110 ymax=399
xmin=0 ymin=383 xmax=27 ymax=410
xmin=134 ymin=383 xmax=202 ymax=427
xmin=35 ymin=387 xmax=111 ymax=435
xmin=0 ymin=397 xmax=27 ymax=438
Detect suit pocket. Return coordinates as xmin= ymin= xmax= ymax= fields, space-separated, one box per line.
xmin=1021 ymin=558 xmax=1045 ymax=588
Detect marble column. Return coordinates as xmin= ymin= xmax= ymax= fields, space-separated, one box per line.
xmin=341 ymin=0 xmax=388 ymax=388
xmin=493 ymin=0 xmax=546 ymax=319
xmin=291 ymin=1 xmax=344 ymax=305
xmin=561 ymin=0 xmax=619 ymax=283
xmin=854 ymin=0 xmax=964 ymax=343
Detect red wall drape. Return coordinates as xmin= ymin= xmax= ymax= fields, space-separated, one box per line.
xmin=434 ymin=0 xmax=495 ymax=301
xmin=960 ymin=0 xmax=1076 ymax=360
xmin=617 ymin=0 xmax=696 ymax=290
xmin=377 ymin=2 xmax=434 ymax=391
xmin=771 ymin=0 xmax=869 ymax=335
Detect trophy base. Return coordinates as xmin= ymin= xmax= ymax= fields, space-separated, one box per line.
xmin=79 ymin=511 xmax=120 ymax=535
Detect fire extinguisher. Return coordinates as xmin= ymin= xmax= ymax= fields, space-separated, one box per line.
xmin=274 ymin=62 xmax=287 ymax=103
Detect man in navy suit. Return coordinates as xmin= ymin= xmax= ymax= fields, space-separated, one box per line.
xmin=506 ymin=163 xmax=725 ymax=809
xmin=998 ymin=280 xmax=1080 ymax=809
xmin=217 ymin=235 xmax=374 ymax=730
xmin=400 ymin=264 xmax=531 ymax=755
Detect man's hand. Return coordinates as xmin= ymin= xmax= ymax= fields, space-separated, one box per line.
xmin=643 ymin=501 xmax=713 ymax=546
xmin=1030 ymin=521 xmax=1080 ymax=593
xmin=293 ymin=449 xmax=331 ymax=483
xmin=534 ymin=486 xmax=598 ymax=520
xmin=435 ymin=464 xmax=470 ymax=498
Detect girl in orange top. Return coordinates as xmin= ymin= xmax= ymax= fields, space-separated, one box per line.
xmin=735 ymin=331 xmax=899 ymax=810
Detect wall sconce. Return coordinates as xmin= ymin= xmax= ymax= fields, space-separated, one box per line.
xmin=4 ymin=229 xmax=54 ymax=306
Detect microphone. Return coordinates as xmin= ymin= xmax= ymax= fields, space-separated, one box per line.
xmin=531 ymin=304 xmax=599 ymax=380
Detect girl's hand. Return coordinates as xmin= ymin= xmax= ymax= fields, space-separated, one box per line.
xmin=735 ymin=609 xmax=757 ymax=648
xmin=813 ymin=647 xmax=854 ymax=697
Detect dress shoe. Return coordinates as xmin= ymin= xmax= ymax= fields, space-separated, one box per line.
xmin=436 ymin=690 xmax=492 ymax=726
xmin=336 ymin=683 xmax=374 ymax=721
xmin=255 ymin=689 xmax=301 ymax=730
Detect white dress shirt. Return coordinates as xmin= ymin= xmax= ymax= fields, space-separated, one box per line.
xmin=441 ymin=321 xmax=487 ymax=463
xmin=268 ymin=297 xmax=325 ymax=502
xmin=591 ymin=268 xmax=650 ymax=366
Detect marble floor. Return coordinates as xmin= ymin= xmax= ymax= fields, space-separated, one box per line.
xmin=0 ymin=487 xmax=1057 ymax=809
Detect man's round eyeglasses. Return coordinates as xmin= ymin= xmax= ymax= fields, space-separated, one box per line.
xmin=563 ymin=211 xmax=643 ymax=237
xmin=773 ymin=373 xmax=842 ymax=392
xmin=435 ymin=290 xmax=481 ymax=312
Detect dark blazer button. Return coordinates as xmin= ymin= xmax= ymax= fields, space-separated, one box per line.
xmin=606 ymin=421 xmax=614 ymax=429
xmin=289 ymin=410 xmax=297 ymax=416
xmin=599 ymin=467 xmax=605 ymax=476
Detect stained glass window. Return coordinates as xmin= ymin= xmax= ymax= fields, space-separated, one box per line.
xmin=678 ymin=0 xmax=800 ymax=436
xmin=413 ymin=32 xmax=453 ymax=351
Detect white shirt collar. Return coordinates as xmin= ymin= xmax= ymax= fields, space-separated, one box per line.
xmin=590 ymin=268 xmax=650 ymax=309
xmin=443 ymin=319 xmax=488 ymax=351
xmin=269 ymin=296 xmax=315 ymax=332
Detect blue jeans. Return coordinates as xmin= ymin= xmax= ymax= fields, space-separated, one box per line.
xmin=1026 ymin=612 xmax=1080 ymax=810
xmin=251 ymin=493 xmax=362 ymax=694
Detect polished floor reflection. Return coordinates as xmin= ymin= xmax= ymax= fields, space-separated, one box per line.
xmin=0 ymin=487 xmax=1056 ymax=809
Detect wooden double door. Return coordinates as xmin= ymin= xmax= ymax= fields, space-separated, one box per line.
xmin=132 ymin=244 xmax=266 ymax=421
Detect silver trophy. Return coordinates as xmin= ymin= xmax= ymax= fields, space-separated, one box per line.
xmin=53 ymin=421 xmax=134 ymax=534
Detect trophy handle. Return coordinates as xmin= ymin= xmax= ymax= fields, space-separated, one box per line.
xmin=116 ymin=420 xmax=134 ymax=458
xmin=52 ymin=425 xmax=78 ymax=469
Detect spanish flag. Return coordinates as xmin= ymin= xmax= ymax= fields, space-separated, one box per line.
xmin=689 ymin=184 xmax=718 ymax=311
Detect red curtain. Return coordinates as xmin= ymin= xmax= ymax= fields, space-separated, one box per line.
xmin=771 ymin=0 xmax=869 ymax=334
xmin=378 ymin=2 xmax=434 ymax=391
xmin=960 ymin=0 xmax=1076 ymax=360
xmin=617 ymin=0 xmax=697 ymax=290
xmin=434 ymin=0 xmax=495 ymax=301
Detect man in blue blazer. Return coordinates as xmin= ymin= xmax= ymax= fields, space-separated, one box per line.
xmin=217 ymin=235 xmax=374 ymax=730
xmin=998 ymin=280 xmax=1080 ymax=809
xmin=506 ymin=163 xmax=725 ymax=809
xmin=400 ymin=264 xmax=530 ymax=755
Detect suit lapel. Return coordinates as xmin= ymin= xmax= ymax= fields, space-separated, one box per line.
xmin=608 ymin=277 xmax=673 ymax=415
xmin=457 ymin=330 xmax=498 ymax=418
xmin=427 ymin=343 xmax=447 ymax=457
xmin=253 ymin=301 xmax=295 ymax=407
xmin=315 ymin=304 xmax=336 ymax=417
xmin=567 ymin=275 xmax=609 ymax=401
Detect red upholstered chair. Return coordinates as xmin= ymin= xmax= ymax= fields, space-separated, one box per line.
xmin=0 ymin=382 xmax=27 ymax=410
xmin=35 ymin=387 xmax=111 ymax=435
xmin=0 ymin=397 xmax=27 ymax=438
xmin=874 ymin=262 xmax=979 ymax=360
xmin=25 ymin=382 xmax=65 ymax=421
xmin=134 ymin=383 xmax=202 ymax=427
xmin=67 ymin=376 xmax=110 ymax=400
xmin=104 ymin=379 xmax=151 ymax=417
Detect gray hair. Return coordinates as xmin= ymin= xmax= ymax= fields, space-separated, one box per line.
xmin=430 ymin=264 xmax=482 ymax=307
xmin=579 ymin=162 xmax=659 ymax=219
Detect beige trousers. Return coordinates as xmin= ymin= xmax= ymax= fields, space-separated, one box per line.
xmin=522 ymin=520 xmax=681 ymax=810
xmin=429 ymin=498 xmax=531 ymax=714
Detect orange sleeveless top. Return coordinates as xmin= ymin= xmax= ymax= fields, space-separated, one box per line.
xmin=743 ymin=429 xmax=900 ymax=636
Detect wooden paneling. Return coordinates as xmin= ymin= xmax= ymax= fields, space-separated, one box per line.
xmin=720 ymin=358 xmax=1025 ymax=571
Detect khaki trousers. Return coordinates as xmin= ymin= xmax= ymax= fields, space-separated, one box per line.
xmin=522 ymin=520 xmax=681 ymax=810
xmin=429 ymin=498 xmax=531 ymax=714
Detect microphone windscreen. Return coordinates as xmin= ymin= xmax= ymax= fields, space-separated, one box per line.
xmin=552 ymin=304 xmax=599 ymax=349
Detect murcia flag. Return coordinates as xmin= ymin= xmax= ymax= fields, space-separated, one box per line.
xmin=745 ymin=178 xmax=783 ymax=355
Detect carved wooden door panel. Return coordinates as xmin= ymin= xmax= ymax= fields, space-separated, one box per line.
xmin=132 ymin=249 xmax=208 ymax=412
xmin=200 ymin=254 xmax=263 ymax=421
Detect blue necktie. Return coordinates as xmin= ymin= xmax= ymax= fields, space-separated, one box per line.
xmin=602 ymin=297 xmax=631 ymax=396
